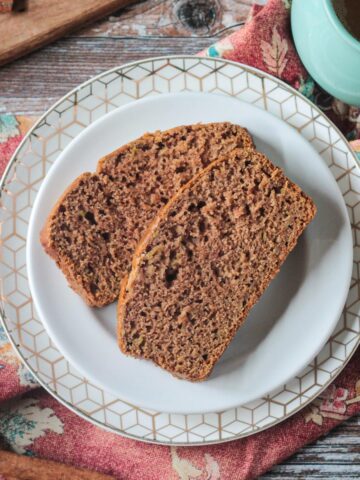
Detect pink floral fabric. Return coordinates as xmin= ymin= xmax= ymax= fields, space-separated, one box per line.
xmin=202 ymin=0 xmax=308 ymax=87
xmin=201 ymin=0 xmax=360 ymax=140
xmin=0 ymin=1 xmax=360 ymax=478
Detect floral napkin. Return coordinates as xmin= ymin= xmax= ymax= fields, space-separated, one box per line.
xmin=0 ymin=1 xmax=13 ymax=13
xmin=0 ymin=0 xmax=359 ymax=478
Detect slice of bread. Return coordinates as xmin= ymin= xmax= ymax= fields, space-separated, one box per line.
xmin=118 ymin=149 xmax=316 ymax=381
xmin=41 ymin=123 xmax=254 ymax=307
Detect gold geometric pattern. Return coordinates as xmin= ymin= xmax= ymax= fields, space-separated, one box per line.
xmin=0 ymin=56 xmax=359 ymax=445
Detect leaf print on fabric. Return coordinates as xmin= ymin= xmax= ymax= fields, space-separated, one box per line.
xmin=320 ymin=385 xmax=348 ymax=415
xmin=347 ymin=379 xmax=360 ymax=405
xmin=171 ymin=447 xmax=202 ymax=480
xmin=305 ymin=403 xmax=348 ymax=424
xmin=204 ymin=453 xmax=221 ymax=480
xmin=206 ymin=38 xmax=234 ymax=59
xmin=304 ymin=405 xmax=323 ymax=426
xmin=170 ymin=448 xmax=221 ymax=479
xmin=0 ymin=397 xmax=63 ymax=453
xmin=304 ymin=379 xmax=360 ymax=425
xmin=0 ymin=327 xmax=37 ymax=387
xmin=356 ymin=379 xmax=360 ymax=396
xmin=18 ymin=365 xmax=37 ymax=388
xmin=0 ymin=343 xmax=36 ymax=387
xmin=261 ymin=26 xmax=288 ymax=77
xmin=332 ymin=98 xmax=349 ymax=120
xmin=0 ymin=115 xmax=20 ymax=143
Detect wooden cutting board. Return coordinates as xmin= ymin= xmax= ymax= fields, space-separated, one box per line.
xmin=0 ymin=0 xmax=136 ymax=66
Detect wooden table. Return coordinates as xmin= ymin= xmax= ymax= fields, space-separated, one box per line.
xmin=0 ymin=1 xmax=359 ymax=477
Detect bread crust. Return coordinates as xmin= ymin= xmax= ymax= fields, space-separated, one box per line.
xmin=40 ymin=173 xmax=103 ymax=307
xmin=117 ymin=150 xmax=317 ymax=381
xmin=96 ymin=123 xmax=254 ymax=175
xmin=41 ymin=123 xmax=255 ymax=306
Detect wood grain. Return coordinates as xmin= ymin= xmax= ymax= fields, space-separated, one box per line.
xmin=78 ymin=0 xmax=253 ymax=38
xmin=0 ymin=0 xmax=136 ymax=66
xmin=261 ymin=416 xmax=360 ymax=479
xmin=0 ymin=37 xmax=216 ymax=115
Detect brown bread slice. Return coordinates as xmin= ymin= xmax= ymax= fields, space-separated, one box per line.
xmin=41 ymin=123 xmax=254 ymax=307
xmin=118 ymin=149 xmax=317 ymax=381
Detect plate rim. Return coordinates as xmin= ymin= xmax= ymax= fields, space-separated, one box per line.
xmin=1 ymin=54 xmax=359 ymax=446
xmin=25 ymin=90 xmax=353 ymax=414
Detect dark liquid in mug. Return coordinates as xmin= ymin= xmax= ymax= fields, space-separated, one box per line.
xmin=332 ymin=0 xmax=360 ymax=41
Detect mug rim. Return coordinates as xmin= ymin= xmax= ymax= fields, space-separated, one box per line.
xmin=323 ymin=0 xmax=360 ymax=51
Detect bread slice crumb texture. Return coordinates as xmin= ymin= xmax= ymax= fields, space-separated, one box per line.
xmin=118 ymin=149 xmax=317 ymax=381
xmin=41 ymin=123 xmax=254 ymax=307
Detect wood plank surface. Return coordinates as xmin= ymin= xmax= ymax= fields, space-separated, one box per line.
xmin=0 ymin=37 xmax=216 ymax=115
xmin=0 ymin=0 xmax=359 ymax=478
xmin=261 ymin=416 xmax=360 ymax=479
xmin=0 ymin=0 xmax=136 ymax=66
xmin=79 ymin=0 xmax=253 ymax=38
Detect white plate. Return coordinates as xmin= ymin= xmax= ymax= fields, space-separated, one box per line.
xmin=26 ymin=91 xmax=352 ymax=414
xmin=1 ymin=56 xmax=359 ymax=444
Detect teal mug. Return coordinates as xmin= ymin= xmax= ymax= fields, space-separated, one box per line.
xmin=291 ymin=0 xmax=360 ymax=106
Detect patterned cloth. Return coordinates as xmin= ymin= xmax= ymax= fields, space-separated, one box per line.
xmin=0 ymin=0 xmax=359 ymax=478
xmin=202 ymin=0 xmax=360 ymax=141
xmin=0 ymin=1 xmax=13 ymax=13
